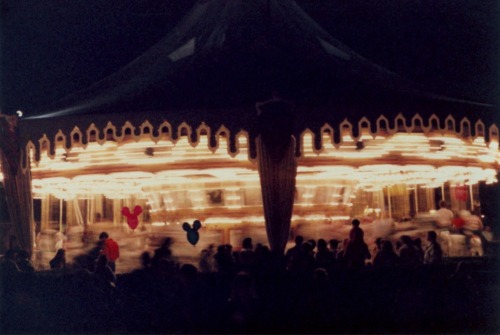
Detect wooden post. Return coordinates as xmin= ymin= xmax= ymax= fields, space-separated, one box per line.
xmin=59 ymin=198 xmax=63 ymax=232
xmin=387 ymin=186 xmax=392 ymax=219
xmin=469 ymin=183 xmax=474 ymax=211
xmin=414 ymin=184 xmax=419 ymax=214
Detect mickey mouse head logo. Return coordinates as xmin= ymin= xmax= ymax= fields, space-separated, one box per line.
xmin=182 ymin=220 xmax=202 ymax=246
xmin=121 ymin=205 xmax=143 ymax=231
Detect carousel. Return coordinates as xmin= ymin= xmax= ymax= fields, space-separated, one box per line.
xmin=1 ymin=0 xmax=499 ymax=271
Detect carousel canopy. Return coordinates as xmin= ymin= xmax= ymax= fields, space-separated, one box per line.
xmin=21 ymin=0 xmax=495 ymax=145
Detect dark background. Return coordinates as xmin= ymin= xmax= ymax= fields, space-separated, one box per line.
xmin=1 ymin=0 xmax=499 ymax=117
xmin=1 ymin=1 xmax=499 ymax=231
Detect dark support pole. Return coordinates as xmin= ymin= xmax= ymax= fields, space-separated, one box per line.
xmin=256 ymin=97 xmax=297 ymax=255
xmin=0 ymin=114 xmax=34 ymax=256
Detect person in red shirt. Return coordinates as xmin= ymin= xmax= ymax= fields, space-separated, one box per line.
xmin=99 ymin=232 xmax=119 ymax=272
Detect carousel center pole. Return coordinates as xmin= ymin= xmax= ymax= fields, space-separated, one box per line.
xmin=255 ymin=97 xmax=297 ymax=255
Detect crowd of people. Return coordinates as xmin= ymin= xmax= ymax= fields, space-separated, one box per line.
xmin=0 ymin=220 xmax=498 ymax=334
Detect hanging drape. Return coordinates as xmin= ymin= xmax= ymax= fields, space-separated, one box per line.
xmin=0 ymin=115 xmax=34 ymax=255
xmin=256 ymin=98 xmax=297 ymax=255
xmin=257 ymin=136 xmax=297 ymax=254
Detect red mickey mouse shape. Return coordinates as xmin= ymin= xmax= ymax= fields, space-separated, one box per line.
xmin=121 ymin=205 xmax=143 ymax=230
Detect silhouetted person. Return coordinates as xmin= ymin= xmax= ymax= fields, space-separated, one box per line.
xmin=373 ymin=240 xmax=399 ymax=268
xmin=238 ymin=237 xmax=255 ymax=273
xmin=424 ymin=231 xmax=443 ymax=265
xmin=288 ymin=241 xmax=316 ymax=275
xmin=153 ymin=237 xmax=173 ymax=263
xmin=99 ymin=231 xmax=119 ymax=272
xmin=336 ymin=238 xmax=350 ymax=269
xmin=140 ymin=251 xmax=152 ymax=269
xmin=398 ymin=235 xmax=420 ymax=268
xmin=253 ymin=243 xmax=276 ymax=279
xmin=373 ymin=237 xmax=384 ymax=256
xmin=8 ymin=235 xmax=21 ymax=252
xmin=308 ymin=239 xmax=317 ymax=254
xmin=16 ymin=249 xmax=35 ymax=273
xmin=413 ymin=238 xmax=424 ymax=264
xmin=328 ymin=239 xmax=339 ymax=257
xmin=1 ymin=249 xmax=20 ymax=274
xmin=152 ymin=237 xmax=178 ymax=276
xmin=49 ymin=248 xmax=66 ymax=270
xmin=315 ymin=239 xmax=333 ymax=271
xmin=344 ymin=223 xmax=370 ymax=270
xmin=348 ymin=219 xmax=364 ymax=241
xmin=199 ymin=244 xmax=215 ymax=273
xmin=74 ymin=240 xmax=104 ymax=271
xmin=94 ymin=254 xmax=116 ymax=287
xmin=214 ymin=244 xmax=236 ymax=275
xmin=285 ymin=235 xmax=304 ymax=269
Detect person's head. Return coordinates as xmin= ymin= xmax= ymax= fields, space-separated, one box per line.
xmin=255 ymin=243 xmax=269 ymax=255
xmin=400 ymin=235 xmax=413 ymax=246
xmin=381 ymin=240 xmax=394 ymax=253
xmin=180 ymin=263 xmax=198 ymax=278
xmin=18 ymin=250 xmax=30 ymax=260
xmin=329 ymin=239 xmax=339 ymax=250
xmin=301 ymin=241 xmax=313 ymax=253
xmin=217 ymin=244 xmax=225 ymax=253
xmin=242 ymin=237 xmax=253 ymax=250
xmin=317 ymin=239 xmax=327 ymax=250
xmin=294 ymin=235 xmax=304 ymax=246
xmin=308 ymin=239 xmax=317 ymax=250
xmin=439 ymin=200 xmax=447 ymax=209
xmin=99 ymin=232 xmax=109 ymax=240
xmin=351 ymin=219 xmax=361 ymax=227
xmin=161 ymin=237 xmax=172 ymax=249
xmin=4 ymin=249 xmax=17 ymax=261
xmin=375 ymin=237 xmax=384 ymax=249
xmin=427 ymin=231 xmax=437 ymax=242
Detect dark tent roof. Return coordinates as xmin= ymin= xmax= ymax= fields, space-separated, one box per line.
xmin=32 ymin=0 xmax=490 ymax=115
xmin=23 ymin=0 xmax=495 ymax=145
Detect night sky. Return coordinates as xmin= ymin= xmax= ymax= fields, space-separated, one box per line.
xmin=1 ymin=0 xmax=499 ymax=118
